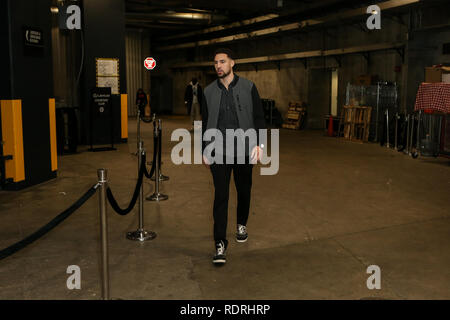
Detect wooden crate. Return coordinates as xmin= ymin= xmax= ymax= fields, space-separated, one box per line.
xmin=339 ymin=105 xmax=372 ymax=142
xmin=282 ymin=123 xmax=299 ymax=129
xmin=282 ymin=101 xmax=307 ymax=130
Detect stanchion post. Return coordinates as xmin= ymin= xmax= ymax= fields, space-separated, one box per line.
xmin=158 ymin=119 xmax=169 ymax=181
xmin=127 ymin=142 xmax=157 ymax=241
xmin=158 ymin=119 xmax=162 ymax=168
xmin=136 ymin=108 xmax=141 ymax=156
xmin=139 ymin=141 xmax=144 ymax=229
xmin=97 ymin=169 xmax=110 ymax=300
xmin=146 ymin=120 xmax=168 ymax=201
xmin=147 ymin=116 xmax=158 ymax=167
xmin=151 ymin=119 xmax=169 ymax=181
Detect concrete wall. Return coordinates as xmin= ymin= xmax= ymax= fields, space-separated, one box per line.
xmin=405 ymin=12 xmax=450 ymax=112
xmin=167 ymin=20 xmax=405 ymax=126
xmin=125 ymin=30 xmax=151 ymax=117
xmin=157 ymin=2 xmax=449 ymax=128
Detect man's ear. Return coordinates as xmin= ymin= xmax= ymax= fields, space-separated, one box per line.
xmin=231 ymin=59 xmax=235 ymax=68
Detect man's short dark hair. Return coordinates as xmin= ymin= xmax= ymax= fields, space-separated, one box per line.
xmin=214 ymin=48 xmax=234 ymax=60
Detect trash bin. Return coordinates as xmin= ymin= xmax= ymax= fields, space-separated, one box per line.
xmin=56 ymin=107 xmax=79 ymax=154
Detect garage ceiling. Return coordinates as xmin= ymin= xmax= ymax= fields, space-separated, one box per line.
xmin=125 ymin=0 xmax=445 ymax=48
xmin=125 ymin=0 xmax=384 ymax=37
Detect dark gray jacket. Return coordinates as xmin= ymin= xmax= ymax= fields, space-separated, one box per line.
xmin=201 ymin=75 xmax=266 ymax=158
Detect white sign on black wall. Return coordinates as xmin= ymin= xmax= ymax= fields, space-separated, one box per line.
xmin=23 ymin=27 xmax=43 ymax=47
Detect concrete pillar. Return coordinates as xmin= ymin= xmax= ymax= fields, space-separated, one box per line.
xmin=1 ymin=0 xmax=55 ymax=189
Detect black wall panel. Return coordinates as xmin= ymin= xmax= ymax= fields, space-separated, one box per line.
xmin=3 ymin=0 xmax=55 ymax=188
xmin=81 ymin=0 xmax=127 ymax=145
xmin=1 ymin=0 xmax=12 ymax=99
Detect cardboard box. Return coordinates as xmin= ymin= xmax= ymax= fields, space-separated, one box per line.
xmin=425 ymin=66 xmax=450 ymax=83
xmin=425 ymin=67 xmax=443 ymax=83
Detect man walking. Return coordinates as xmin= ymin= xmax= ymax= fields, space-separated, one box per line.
xmin=184 ymin=78 xmax=202 ymax=130
xmin=201 ymin=48 xmax=266 ymax=265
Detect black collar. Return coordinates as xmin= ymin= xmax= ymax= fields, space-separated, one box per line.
xmin=217 ymin=74 xmax=239 ymax=90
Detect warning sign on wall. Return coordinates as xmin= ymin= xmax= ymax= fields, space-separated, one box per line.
xmin=144 ymin=57 xmax=156 ymax=70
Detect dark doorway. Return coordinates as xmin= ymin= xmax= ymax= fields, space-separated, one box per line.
xmin=307 ymin=69 xmax=331 ymax=129
xmin=151 ymin=75 xmax=173 ymax=114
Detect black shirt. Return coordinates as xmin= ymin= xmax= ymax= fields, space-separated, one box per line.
xmin=216 ymin=75 xmax=241 ymax=160
xmin=217 ymin=75 xmax=240 ymax=135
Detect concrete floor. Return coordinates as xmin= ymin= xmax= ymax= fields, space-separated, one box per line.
xmin=0 ymin=115 xmax=449 ymax=300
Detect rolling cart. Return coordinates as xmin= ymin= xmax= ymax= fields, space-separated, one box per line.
xmin=411 ymin=82 xmax=450 ymax=159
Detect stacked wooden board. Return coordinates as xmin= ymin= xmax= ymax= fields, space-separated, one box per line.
xmin=282 ymin=101 xmax=307 ymax=129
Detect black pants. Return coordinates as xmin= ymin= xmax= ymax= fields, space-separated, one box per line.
xmin=210 ymin=162 xmax=253 ymax=244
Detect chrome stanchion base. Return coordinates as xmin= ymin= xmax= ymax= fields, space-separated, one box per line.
xmin=150 ymin=173 xmax=169 ymax=181
xmin=126 ymin=229 xmax=157 ymax=241
xmin=146 ymin=193 xmax=168 ymax=201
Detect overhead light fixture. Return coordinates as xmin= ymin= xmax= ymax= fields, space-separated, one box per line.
xmin=50 ymin=6 xmax=59 ymax=14
xmin=172 ymin=12 xmax=212 ymax=20
xmin=372 ymin=9 xmax=379 ymax=14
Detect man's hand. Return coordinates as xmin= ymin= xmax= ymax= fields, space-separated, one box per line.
xmin=250 ymin=146 xmax=263 ymax=164
xmin=202 ymin=155 xmax=210 ymax=168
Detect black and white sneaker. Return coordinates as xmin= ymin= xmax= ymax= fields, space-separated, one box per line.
xmin=213 ymin=240 xmax=227 ymax=264
xmin=236 ymin=224 xmax=248 ymax=243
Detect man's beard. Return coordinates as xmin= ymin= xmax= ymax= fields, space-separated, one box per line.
xmin=217 ymin=69 xmax=231 ymax=78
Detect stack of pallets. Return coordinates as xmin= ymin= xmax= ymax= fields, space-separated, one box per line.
xmin=282 ymin=101 xmax=306 ymax=129
xmin=338 ymin=105 xmax=372 ymax=142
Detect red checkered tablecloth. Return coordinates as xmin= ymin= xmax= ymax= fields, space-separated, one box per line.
xmin=414 ymin=83 xmax=450 ymax=113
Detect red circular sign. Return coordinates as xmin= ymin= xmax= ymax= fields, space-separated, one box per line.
xmin=144 ymin=57 xmax=156 ymax=70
